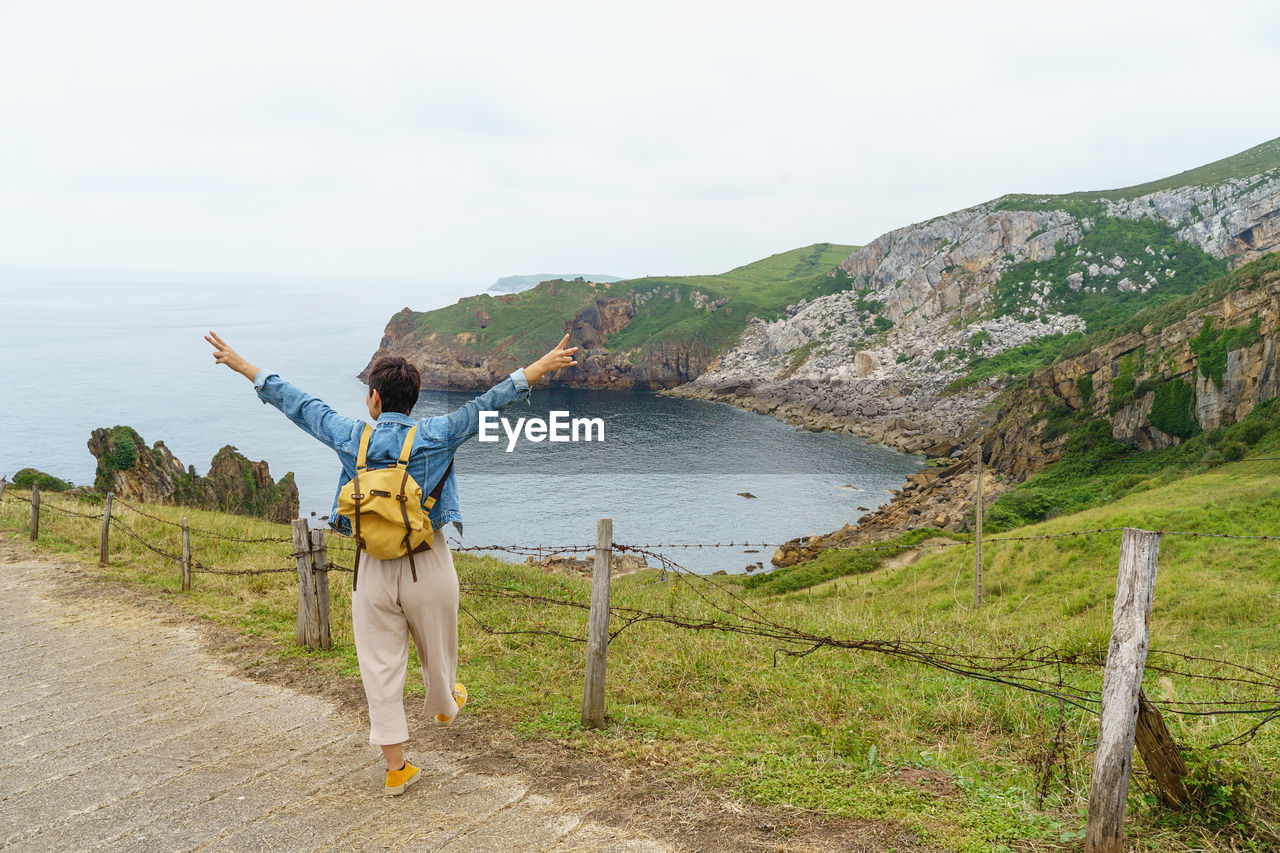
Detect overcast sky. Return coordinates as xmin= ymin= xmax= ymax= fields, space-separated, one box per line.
xmin=3 ymin=0 xmax=1279 ymax=283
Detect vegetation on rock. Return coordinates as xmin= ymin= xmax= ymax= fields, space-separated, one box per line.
xmin=993 ymin=216 xmax=1227 ymax=330
xmin=94 ymin=425 xmax=141 ymax=491
xmin=88 ymin=426 xmax=298 ymax=523
xmin=1190 ymin=316 xmax=1263 ymax=388
xmin=12 ymin=468 xmax=72 ymax=491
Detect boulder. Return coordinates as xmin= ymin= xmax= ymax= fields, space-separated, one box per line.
xmin=853 ymin=351 xmax=880 ymax=377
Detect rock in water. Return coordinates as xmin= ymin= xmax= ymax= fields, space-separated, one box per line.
xmin=737 ymin=491 xmax=757 ymax=498
xmin=523 ymin=552 xmax=648 ymax=578
xmin=88 ymin=426 xmax=299 ymax=522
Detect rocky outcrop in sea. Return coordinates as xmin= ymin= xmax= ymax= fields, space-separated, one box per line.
xmin=88 ymin=426 xmax=299 ymax=523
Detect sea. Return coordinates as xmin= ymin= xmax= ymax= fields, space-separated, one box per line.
xmin=0 ymin=268 xmax=923 ymax=573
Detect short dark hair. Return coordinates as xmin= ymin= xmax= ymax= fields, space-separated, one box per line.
xmin=368 ymin=357 xmax=421 ymax=416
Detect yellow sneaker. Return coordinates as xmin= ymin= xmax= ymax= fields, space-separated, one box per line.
xmin=435 ymin=682 xmax=467 ymax=726
xmin=384 ymin=760 xmax=421 ymax=796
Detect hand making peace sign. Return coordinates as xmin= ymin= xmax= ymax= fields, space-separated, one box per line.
xmin=523 ymin=333 xmax=579 ymax=384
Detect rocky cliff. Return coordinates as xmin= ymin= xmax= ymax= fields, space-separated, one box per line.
xmin=365 ymin=284 xmax=721 ymax=390
xmin=88 ymin=426 xmax=299 ymax=523
xmin=670 ymin=140 xmax=1280 ymax=457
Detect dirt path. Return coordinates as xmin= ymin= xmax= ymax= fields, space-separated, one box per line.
xmin=0 ymin=541 xmax=669 ymax=852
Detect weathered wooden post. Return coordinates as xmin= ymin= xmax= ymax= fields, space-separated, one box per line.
xmin=581 ymin=518 xmax=613 ymax=729
xmin=1135 ymin=688 xmax=1189 ymax=808
xmin=292 ymin=518 xmax=319 ymax=649
xmin=99 ymin=492 xmax=113 ymax=565
xmin=1086 ymin=527 xmax=1162 ymax=853
xmin=310 ymin=527 xmax=331 ymax=651
xmin=30 ymin=483 xmax=40 ymax=541
xmin=974 ymin=449 xmax=984 ymax=607
xmin=180 ymin=517 xmax=192 ymax=591
xmin=0 ymin=478 xmax=8 ymax=502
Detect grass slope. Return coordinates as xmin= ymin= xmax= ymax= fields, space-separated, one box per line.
xmin=995 ymin=136 xmax=1280 ymax=210
xmin=7 ymin=441 xmax=1278 ymax=850
xmin=401 ymin=243 xmax=858 ymax=366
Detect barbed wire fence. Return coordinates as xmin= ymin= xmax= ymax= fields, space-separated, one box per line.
xmin=3 ymin=487 xmax=1278 ymax=712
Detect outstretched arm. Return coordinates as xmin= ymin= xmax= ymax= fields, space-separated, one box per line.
xmin=205 ymin=330 xmax=360 ymax=453
xmin=431 ymin=333 xmax=579 ymax=449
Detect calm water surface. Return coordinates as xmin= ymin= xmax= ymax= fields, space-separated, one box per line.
xmin=0 ymin=270 xmax=922 ymax=572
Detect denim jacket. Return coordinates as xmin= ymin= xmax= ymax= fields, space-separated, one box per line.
xmin=251 ymin=367 xmax=532 ymax=537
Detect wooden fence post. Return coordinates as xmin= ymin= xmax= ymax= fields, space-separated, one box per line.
xmin=581 ymin=518 xmax=613 ymax=729
xmin=30 ymin=483 xmax=39 ymax=541
xmin=1135 ymin=688 xmax=1190 ymax=808
xmin=99 ymin=492 xmax=113 ymax=565
xmin=310 ymin=527 xmax=331 ymax=651
xmin=0 ymin=478 xmax=8 ymax=502
xmin=1086 ymin=527 xmax=1162 ymax=853
xmin=292 ymin=518 xmax=319 ymax=649
xmin=180 ymin=517 xmax=192 ymax=591
xmin=974 ymin=449 xmax=984 ymax=607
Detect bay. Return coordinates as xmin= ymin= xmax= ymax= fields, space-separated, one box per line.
xmin=0 ymin=269 xmax=923 ymax=572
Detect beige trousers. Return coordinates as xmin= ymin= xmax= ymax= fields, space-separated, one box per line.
xmin=351 ymin=538 xmax=461 ymax=745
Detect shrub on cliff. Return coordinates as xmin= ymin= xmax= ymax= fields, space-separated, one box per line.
xmin=93 ymin=425 xmax=142 ymax=492
xmin=1149 ymin=377 xmax=1201 ymax=440
xmin=984 ymin=488 xmax=1054 ymax=529
xmin=12 ymin=468 xmax=72 ymax=491
xmin=1190 ymin=316 xmax=1263 ymax=388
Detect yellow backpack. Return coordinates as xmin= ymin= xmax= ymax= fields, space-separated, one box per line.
xmin=337 ymin=423 xmax=450 ymax=590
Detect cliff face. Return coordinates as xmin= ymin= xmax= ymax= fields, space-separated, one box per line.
xmin=672 ymin=167 xmax=1280 ymax=454
xmin=365 ymin=282 xmax=724 ymax=391
xmin=88 ymin=427 xmax=299 ymax=523
xmin=984 ymin=271 xmax=1280 ymax=480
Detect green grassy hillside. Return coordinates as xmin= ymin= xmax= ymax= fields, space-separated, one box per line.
xmin=995 ymin=136 xmax=1280 ymax=211
xmin=399 ymin=242 xmax=858 ymax=367
xmin=7 ymin=436 xmax=1278 ymax=850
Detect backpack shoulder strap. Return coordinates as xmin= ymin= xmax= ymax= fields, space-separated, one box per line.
xmin=429 ymin=456 xmax=453 ymax=503
xmin=396 ymin=426 xmax=417 ymax=468
xmin=355 ymin=423 xmax=373 ymax=471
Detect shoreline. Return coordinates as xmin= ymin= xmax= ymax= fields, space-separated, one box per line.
xmin=661 ymin=380 xmax=978 ymax=459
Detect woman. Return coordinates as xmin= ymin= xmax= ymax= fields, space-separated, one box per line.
xmin=204 ymin=329 xmax=577 ymax=795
